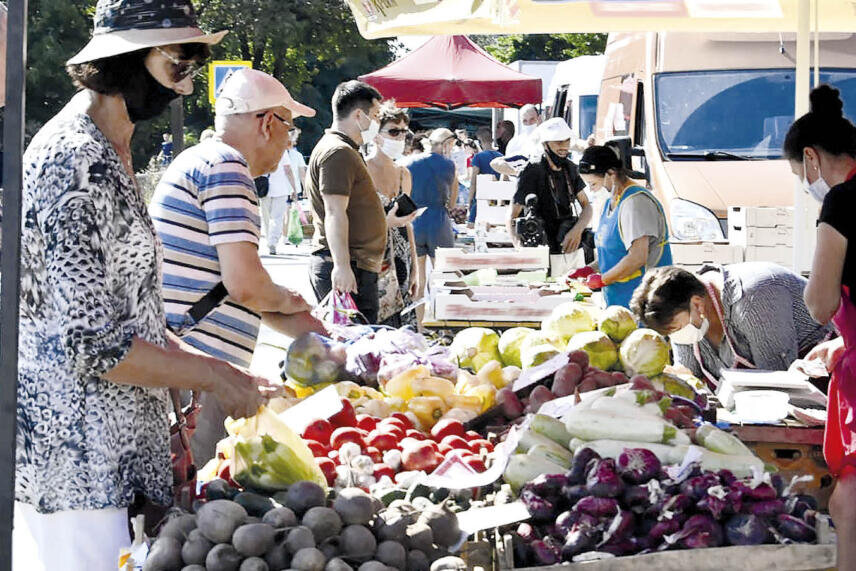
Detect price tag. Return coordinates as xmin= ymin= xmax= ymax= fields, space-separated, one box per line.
xmin=456 ymin=501 xmax=532 ymax=535
xmin=511 ymin=353 xmax=570 ymax=393
xmin=279 ymin=385 xmax=343 ymax=434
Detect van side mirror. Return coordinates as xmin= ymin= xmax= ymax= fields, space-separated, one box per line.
xmin=605 ymin=136 xmax=648 ymax=181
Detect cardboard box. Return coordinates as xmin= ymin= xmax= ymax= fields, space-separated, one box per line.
xmin=433 ymin=291 xmax=575 ymax=321
xmin=730 ymin=224 xmax=794 ymax=247
xmin=671 ymin=242 xmax=744 ymax=266
xmin=434 ymin=247 xmax=550 ymax=272
xmin=728 ymin=206 xmax=794 ymax=229
xmin=744 ymin=245 xmax=794 ymax=267
xmin=475 ymin=200 xmax=508 ymax=226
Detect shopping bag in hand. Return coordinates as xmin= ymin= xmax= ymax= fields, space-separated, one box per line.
xmin=287 ymin=205 xmax=303 ymax=246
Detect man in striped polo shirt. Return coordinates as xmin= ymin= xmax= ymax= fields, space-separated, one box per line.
xmin=150 ymin=68 xmax=325 ymax=459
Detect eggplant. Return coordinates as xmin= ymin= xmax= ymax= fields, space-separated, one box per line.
xmin=521 ymin=489 xmax=555 ymax=522
xmin=586 ymin=458 xmax=625 ymax=498
xmin=525 ymin=473 xmax=570 ymax=501
xmin=724 ymin=514 xmax=771 ymax=546
xmin=776 ymin=514 xmax=816 ymax=543
xmin=568 ymin=448 xmax=601 ymax=485
xmin=572 ymin=496 xmax=619 ymax=518
xmin=743 ymin=499 xmax=786 ymax=519
xmin=561 ymin=484 xmax=588 ymax=506
xmin=617 ymin=448 xmax=662 ymax=485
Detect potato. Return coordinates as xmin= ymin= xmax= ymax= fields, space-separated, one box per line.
xmin=263 ymin=539 xmax=291 ymax=570
xmin=206 ymin=543 xmax=242 ymax=571
xmin=262 ymin=506 xmax=298 ymax=528
xmin=357 ymin=563 xmax=390 ymax=571
xmin=285 ymin=526 xmax=316 ymax=554
xmin=181 ymin=566 xmax=206 ymax=571
xmin=302 ymin=507 xmax=342 ymax=544
xmin=291 ymin=547 xmax=327 ymax=571
xmin=158 ymin=514 xmax=197 ymax=544
xmin=333 ymin=488 xmax=374 ymax=526
xmin=429 ymin=556 xmax=467 ymax=570
xmin=407 ymin=550 xmax=430 ymax=571
xmin=404 ymin=523 xmax=433 ymax=553
xmin=375 ymin=541 xmax=406 ymax=570
xmin=234 ymin=491 xmax=276 ymax=517
xmin=233 ymin=523 xmax=277 ymax=557
xmin=324 ymin=557 xmax=354 ymax=571
xmin=143 ymin=536 xmax=182 ymax=571
xmin=284 ymin=481 xmax=326 ymax=515
xmin=181 ymin=529 xmax=214 ymax=565
xmin=239 ymin=557 xmax=270 ymax=571
xmin=197 ymin=500 xmax=248 ymax=544
xmin=340 ymin=525 xmax=376 ymax=563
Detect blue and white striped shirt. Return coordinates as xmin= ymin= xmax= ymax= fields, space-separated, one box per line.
xmin=150 ymin=140 xmax=261 ymax=367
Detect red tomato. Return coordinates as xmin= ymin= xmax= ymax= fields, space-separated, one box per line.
xmin=217 ymin=460 xmax=236 ymax=486
xmin=328 ymin=450 xmax=340 ymax=463
xmin=401 ymin=440 xmax=443 ymax=472
xmin=304 ymin=439 xmax=329 ymax=457
xmin=438 ymin=443 xmax=453 ymax=456
xmin=468 ymin=439 xmax=494 ymax=453
xmin=373 ymin=463 xmax=395 ymax=481
xmin=367 ymin=430 xmax=399 ymax=452
xmin=465 ymin=430 xmax=482 ymax=441
xmin=440 ymin=435 xmax=471 ymax=450
xmin=356 ymin=414 xmax=379 ymax=432
xmin=431 ymin=419 xmax=465 ymax=441
xmin=464 ymin=456 xmax=487 ymax=473
xmin=330 ymin=427 xmax=366 ymax=450
xmin=390 ymin=412 xmax=414 ymax=430
xmin=329 ymin=399 xmax=357 ymax=428
xmin=424 ymin=440 xmax=440 ymax=452
xmin=379 ymin=417 xmax=407 ymax=432
xmin=302 ymin=419 xmax=334 ymax=444
xmin=316 ymin=457 xmax=337 ymax=486
xmin=405 ymin=429 xmax=428 ymax=440
xmin=365 ymin=446 xmax=383 ymax=463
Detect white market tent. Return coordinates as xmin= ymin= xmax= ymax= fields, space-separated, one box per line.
xmin=0 ymin=0 xmax=846 ymax=566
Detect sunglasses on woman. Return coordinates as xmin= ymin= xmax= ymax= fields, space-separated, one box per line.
xmin=155 ymin=47 xmax=206 ymax=83
xmin=383 ymin=128 xmax=410 ymax=137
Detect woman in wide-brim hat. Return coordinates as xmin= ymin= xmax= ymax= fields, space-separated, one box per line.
xmin=14 ymin=1 xmax=276 ymax=568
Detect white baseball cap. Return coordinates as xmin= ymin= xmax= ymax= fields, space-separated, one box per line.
xmin=215 ymin=68 xmax=315 ymax=118
xmin=538 ymin=117 xmax=573 ymax=143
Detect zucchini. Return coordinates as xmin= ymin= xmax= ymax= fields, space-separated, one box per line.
xmin=517 ymin=428 xmax=571 ymax=457
xmin=581 ymin=439 xmax=683 ymax=464
xmin=531 ymin=414 xmax=573 ymax=448
xmin=528 ymin=443 xmax=572 ymax=469
xmin=564 ymin=409 xmax=683 ymax=444
xmin=503 ymin=453 xmax=566 ymax=491
xmin=695 ymin=423 xmax=754 ymax=456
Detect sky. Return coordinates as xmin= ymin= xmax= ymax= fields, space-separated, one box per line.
xmin=394 ymin=35 xmax=431 ymax=56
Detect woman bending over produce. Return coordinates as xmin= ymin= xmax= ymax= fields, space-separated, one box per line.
xmin=784 ymin=84 xmax=856 ymax=571
xmin=630 ymin=263 xmax=832 ymax=388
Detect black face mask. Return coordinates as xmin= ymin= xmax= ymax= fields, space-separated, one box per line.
xmin=544 ymin=144 xmax=566 ymax=167
xmin=121 ymin=65 xmax=180 ymax=123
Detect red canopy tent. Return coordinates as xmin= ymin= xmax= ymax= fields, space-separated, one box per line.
xmin=358 ymin=35 xmax=542 ymax=109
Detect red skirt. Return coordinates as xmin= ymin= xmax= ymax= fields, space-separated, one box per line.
xmin=824 ymin=288 xmax=856 ymax=476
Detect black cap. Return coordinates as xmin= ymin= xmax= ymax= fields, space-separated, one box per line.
xmin=579 ymin=145 xmax=623 ymax=175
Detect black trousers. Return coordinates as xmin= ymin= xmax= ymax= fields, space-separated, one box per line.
xmin=310 ymin=254 xmax=380 ymax=324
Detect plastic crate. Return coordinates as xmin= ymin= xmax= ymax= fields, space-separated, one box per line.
xmin=728 ymin=206 xmax=794 ymax=229
xmin=730 ymin=224 xmax=794 ymax=247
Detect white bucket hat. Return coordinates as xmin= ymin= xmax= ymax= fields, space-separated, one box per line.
xmin=538 ymin=117 xmax=574 ymax=143
xmin=214 ymin=69 xmax=316 ymax=119
xmin=67 ymin=0 xmax=227 ymax=65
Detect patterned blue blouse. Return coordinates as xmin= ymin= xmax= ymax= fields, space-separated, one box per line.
xmin=16 ymin=99 xmax=172 ymax=513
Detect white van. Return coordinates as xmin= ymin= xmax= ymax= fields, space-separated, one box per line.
xmin=596 ymin=32 xmax=856 ymax=245
xmin=548 ymin=54 xmax=607 ymax=144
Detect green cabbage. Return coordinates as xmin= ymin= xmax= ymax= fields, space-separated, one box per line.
xmin=597 ymin=305 xmax=637 ymax=343
xmin=541 ymin=302 xmax=595 ymax=342
xmin=521 ymin=344 xmax=561 ymax=369
xmin=566 ymin=331 xmax=618 ymax=371
xmin=498 ymin=327 xmax=535 ymax=368
xmin=619 ymin=329 xmax=671 ymax=377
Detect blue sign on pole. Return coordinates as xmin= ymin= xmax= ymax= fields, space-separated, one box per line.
xmin=208 ymin=60 xmax=252 ymax=104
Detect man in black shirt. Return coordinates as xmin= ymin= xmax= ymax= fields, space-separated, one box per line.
xmin=506 ymin=118 xmax=594 ymax=259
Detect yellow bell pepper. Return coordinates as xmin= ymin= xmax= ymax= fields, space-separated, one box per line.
xmin=476 ymin=360 xmax=506 ymax=389
xmin=286 ymin=379 xmax=324 ymax=399
xmin=356 ymin=399 xmax=391 ymax=418
xmin=442 ymin=407 xmax=479 ymax=423
xmin=362 ymin=386 xmax=384 ymax=400
xmin=384 ymin=366 xmax=431 ymax=400
xmin=385 ymin=396 xmax=406 ymax=412
xmin=455 ymin=370 xmax=486 ymax=394
xmin=407 ymin=396 xmax=448 ymax=428
xmin=412 ymin=377 xmax=456 ymax=399
xmin=465 ymin=384 xmax=497 ymax=412
xmin=444 ymin=394 xmax=483 ymax=415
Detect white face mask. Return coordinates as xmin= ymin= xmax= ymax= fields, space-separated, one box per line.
xmin=803 ymin=157 xmax=831 ymax=202
xmin=669 ymin=313 xmax=710 ymax=345
xmin=359 ymin=112 xmax=380 ymax=145
xmin=521 ymin=122 xmax=537 ymax=136
xmin=381 ymin=137 xmax=405 ymax=159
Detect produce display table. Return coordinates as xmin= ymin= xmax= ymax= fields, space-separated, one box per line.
xmin=496 ymin=541 xmax=835 ymax=571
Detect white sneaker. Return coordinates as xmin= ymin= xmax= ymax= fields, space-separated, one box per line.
xmin=268 ymin=245 xmax=277 ymax=255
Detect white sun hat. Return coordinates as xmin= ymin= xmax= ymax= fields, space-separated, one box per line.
xmin=214 ymin=69 xmax=316 ymax=119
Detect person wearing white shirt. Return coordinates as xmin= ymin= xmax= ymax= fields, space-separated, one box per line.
xmin=491 ymin=104 xmax=542 ymax=177
xmin=262 ymin=127 xmax=307 ymax=254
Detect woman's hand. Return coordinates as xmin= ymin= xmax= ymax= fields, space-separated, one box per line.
xmin=209 ymin=361 xmax=283 ymax=419
xmin=562 ymin=224 xmax=584 ymax=253
xmin=387 ymin=209 xmax=417 ymax=228
xmin=806 ymin=337 xmax=846 ymax=372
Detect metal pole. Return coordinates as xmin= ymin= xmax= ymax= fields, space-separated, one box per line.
xmin=813 ymin=0 xmax=819 ymax=88
xmin=170 ymin=97 xmax=184 ymax=155
xmin=0 ymin=0 xmax=27 ymax=566
xmin=793 ymin=0 xmax=811 ymax=274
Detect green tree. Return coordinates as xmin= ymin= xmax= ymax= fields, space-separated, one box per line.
xmin=472 ymin=34 xmax=606 ymax=64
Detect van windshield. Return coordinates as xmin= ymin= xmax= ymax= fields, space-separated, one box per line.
xmin=579 ymin=95 xmax=598 ymax=139
xmin=655 ymin=68 xmax=856 ymax=159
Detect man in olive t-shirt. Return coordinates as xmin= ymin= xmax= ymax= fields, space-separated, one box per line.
xmin=306 ymin=80 xmax=387 ymax=323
